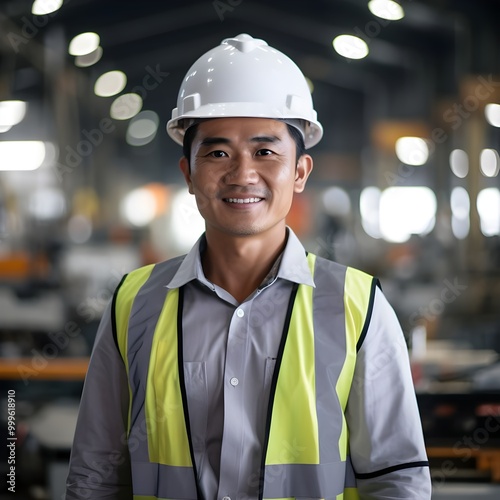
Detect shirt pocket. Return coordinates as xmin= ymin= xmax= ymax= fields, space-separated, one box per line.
xmin=183 ymin=361 xmax=208 ymax=453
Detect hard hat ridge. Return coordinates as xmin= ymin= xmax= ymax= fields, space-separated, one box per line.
xmin=167 ymin=33 xmax=323 ymax=149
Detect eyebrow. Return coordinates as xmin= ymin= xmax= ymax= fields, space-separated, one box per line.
xmin=199 ymin=135 xmax=282 ymax=147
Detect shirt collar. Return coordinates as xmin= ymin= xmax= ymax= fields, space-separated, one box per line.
xmin=166 ymin=227 xmax=315 ymax=290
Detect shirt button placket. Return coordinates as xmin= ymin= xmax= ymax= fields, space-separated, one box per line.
xmin=218 ymin=305 xmax=248 ymax=499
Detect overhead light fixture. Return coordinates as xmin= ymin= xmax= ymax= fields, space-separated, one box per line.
xmin=32 ymin=0 xmax=63 ymax=15
xmin=69 ymin=32 xmax=100 ymax=56
xmin=110 ymin=93 xmax=143 ymax=120
xmin=360 ymin=186 xmax=382 ymax=239
xmin=477 ymin=188 xmax=500 ymax=236
xmin=29 ymin=187 xmax=66 ymax=220
xmin=75 ymin=46 xmax=103 ymax=67
xmin=395 ymin=137 xmax=429 ymax=166
xmin=322 ymin=187 xmax=351 ymax=217
xmin=332 ymin=35 xmax=369 ymax=60
xmin=368 ymin=0 xmax=405 ymax=21
xmin=0 ymin=100 xmax=27 ymax=127
xmin=126 ymin=111 xmax=159 ymax=146
xmin=449 ymin=149 xmax=469 ymax=178
xmin=485 ymin=103 xmax=500 ymax=128
xmin=121 ymin=187 xmax=158 ymax=227
xmin=94 ymin=70 xmax=127 ymax=97
xmin=0 ymin=141 xmax=46 ymax=171
xmin=450 ymin=187 xmax=470 ymax=240
xmin=480 ymin=148 xmax=499 ymax=177
xmin=379 ymin=186 xmax=436 ymax=243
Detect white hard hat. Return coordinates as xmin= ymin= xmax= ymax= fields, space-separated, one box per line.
xmin=166 ymin=33 xmax=323 ymax=149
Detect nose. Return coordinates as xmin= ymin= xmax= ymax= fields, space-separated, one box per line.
xmin=223 ymin=154 xmax=259 ymax=185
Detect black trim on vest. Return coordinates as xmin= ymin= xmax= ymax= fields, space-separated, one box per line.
xmin=258 ymin=282 xmax=300 ymax=500
xmin=111 ymin=274 xmax=128 ymax=352
xmin=356 ymin=277 xmax=380 ymax=352
xmin=355 ymin=460 xmax=429 ymax=480
xmin=176 ymin=286 xmax=205 ymax=500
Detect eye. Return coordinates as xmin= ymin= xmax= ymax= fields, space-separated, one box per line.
xmin=256 ymin=149 xmax=274 ymax=156
xmin=208 ymin=150 xmax=228 ymax=158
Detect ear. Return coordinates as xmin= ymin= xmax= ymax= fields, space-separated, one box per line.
xmin=294 ymin=154 xmax=313 ymax=193
xmin=179 ymin=157 xmax=194 ymax=194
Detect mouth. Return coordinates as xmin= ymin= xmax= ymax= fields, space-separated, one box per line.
xmin=223 ymin=197 xmax=264 ymax=204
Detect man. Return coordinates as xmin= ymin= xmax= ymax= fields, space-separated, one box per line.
xmin=66 ymin=34 xmax=431 ymax=499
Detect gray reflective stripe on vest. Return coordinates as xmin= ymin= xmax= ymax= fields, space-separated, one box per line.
xmin=127 ymin=260 xmax=178 ymax=462
xmin=313 ymin=257 xmax=347 ymax=466
xmin=263 ymin=461 xmax=346 ymax=498
xmin=131 ymin=462 xmax=198 ymax=498
xmin=124 ymin=256 xmax=199 ymax=498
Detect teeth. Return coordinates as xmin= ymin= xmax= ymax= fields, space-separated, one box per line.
xmin=225 ymin=197 xmax=262 ymax=204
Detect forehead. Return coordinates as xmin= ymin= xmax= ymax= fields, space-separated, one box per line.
xmin=193 ymin=117 xmax=289 ymax=141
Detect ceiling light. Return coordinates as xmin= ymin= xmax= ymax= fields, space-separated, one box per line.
xmin=170 ymin=188 xmax=205 ymax=251
xmin=126 ymin=111 xmax=159 ymax=146
xmin=0 ymin=100 xmax=27 ymax=127
xmin=29 ymin=187 xmax=66 ymax=220
xmin=360 ymin=186 xmax=382 ymax=239
xmin=322 ymin=187 xmax=351 ymax=217
xmin=94 ymin=70 xmax=127 ymax=97
xmin=485 ymin=103 xmax=500 ymax=128
xmin=450 ymin=187 xmax=470 ymax=220
xmin=32 ymin=0 xmax=63 ymax=15
xmin=0 ymin=141 xmax=46 ymax=171
xmin=368 ymin=0 xmax=405 ymax=21
xmin=110 ymin=93 xmax=143 ymax=120
xmin=379 ymin=187 xmax=436 ymax=243
xmin=75 ymin=46 xmax=103 ymax=67
xmin=480 ymin=148 xmax=499 ymax=177
xmin=477 ymin=188 xmax=500 ymax=236
xmin=332 ymin=35 xmax=369 ymax=60
xmin=451 ymin=186 xmax=470 ymax=240
xmin=69 ymin=32 xmax=100 ymax=56
xmin=121 ymin=188 xmax=158 ymax=227
xmin=449 ymin=149 xmax=469 ymax=178
xmin=395 ymin=137 xmax=429 ymax=165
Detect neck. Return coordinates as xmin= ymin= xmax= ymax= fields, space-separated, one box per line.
xmin=202 ymin=226 xmax=288 ymax=303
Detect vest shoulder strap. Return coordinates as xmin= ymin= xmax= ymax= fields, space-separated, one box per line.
xmin=112 ymin=256 xmax=186 ymax=360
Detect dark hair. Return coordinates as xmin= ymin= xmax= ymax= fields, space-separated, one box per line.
xmin=182 ymin=122 xmax=306 ymax=167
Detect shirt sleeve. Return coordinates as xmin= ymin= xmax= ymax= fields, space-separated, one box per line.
xmin=346 ymin=287 xmax=432 ymax=499
xmin=65 ymin=299 xmax=133 ymax=500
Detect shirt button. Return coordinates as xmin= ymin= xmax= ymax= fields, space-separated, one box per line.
xmin=222 ymin=497 xmax=231 ymax=500
xmin=230 ymin=377 xmax=239 ymax=387
xmin=236 ymin=308 xmax=244 ymax=318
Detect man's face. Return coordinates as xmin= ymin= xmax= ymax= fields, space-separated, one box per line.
xmin=179 ymin=117 xmax=313 ymax=239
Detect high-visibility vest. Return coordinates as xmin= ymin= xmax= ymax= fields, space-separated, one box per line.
xmin=113 ymin=252 xmax=377 ymax=500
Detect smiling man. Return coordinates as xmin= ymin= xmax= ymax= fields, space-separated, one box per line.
xmin=66 ymin=34 xmax=431 ymax=500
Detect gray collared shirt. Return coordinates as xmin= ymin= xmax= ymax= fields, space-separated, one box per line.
xmin=66 ymin=228 xmax=431 ymax=500
xmin=167 ymin=229 xmax=314 ymax=499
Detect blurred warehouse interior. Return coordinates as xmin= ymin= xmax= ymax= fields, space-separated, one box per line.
xmin=0 ymin=0 xmax=500 ymax=498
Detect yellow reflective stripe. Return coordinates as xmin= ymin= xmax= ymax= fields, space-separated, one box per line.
xmin=343 ymin=487 xmax=361 ymax=500
xmin=146 ymin=288 xmax=192 ymax=467
xmin=115 ymin=264 xmax=155 ymax=361
xmin=115 ymin=264 xmax=155 ymax=430
xmin=266 ymin=253 xmax=318 ymax=465
xmin=338 ymin=267 xmax=373 ymax=460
